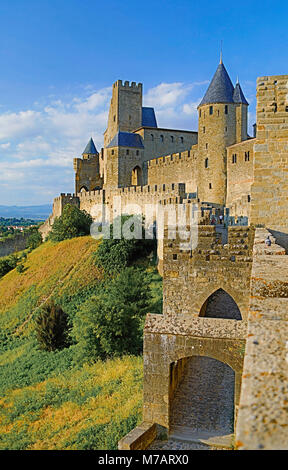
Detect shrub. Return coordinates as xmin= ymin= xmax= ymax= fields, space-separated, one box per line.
xmin=73 ymin=267 xmax=150 ymax=361
xmin=35 ymin=301 xmax=70 ymax=352
xmin=16 ymin=264 xmax=25 ymax=274
xmin=49 ymin=204 xmax=92 ymax=242
xmin=0 ymin=255 xmax=18 ymax=279
xmin=94 ymin=215 xmax=156 ymax=275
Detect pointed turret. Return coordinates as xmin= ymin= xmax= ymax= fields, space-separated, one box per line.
xmin=233 ymin=81 xmax=249 ymax=105
xmin=82 ymin=137 xmax=98 ymax=156
xmin=199 ymin=61 xmax=235 ymax=107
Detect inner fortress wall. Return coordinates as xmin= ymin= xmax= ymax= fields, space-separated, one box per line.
xmin=146 ymin=147 xmax=198 ymax=194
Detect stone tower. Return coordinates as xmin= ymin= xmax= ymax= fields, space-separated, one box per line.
xmin=104 ymin=80 xmax=143 ymax=147
xmin=197 ymin=60 xmax=248 ymax=205
xmin=73 ymin=137 xmax=103 ymax=193
xmin=103 ymin=80 xmax=144 ymax=189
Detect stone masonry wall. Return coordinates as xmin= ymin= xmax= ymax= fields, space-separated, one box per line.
xmin=226 ymin=138 xmax=255 ymax=217
xmin=236 ymin=228 xmax=288 ymax=449
xmin=163 ymin=225 xmax=255 ymax=320
xmin=250 ymin=75 xmax=288 ymax=231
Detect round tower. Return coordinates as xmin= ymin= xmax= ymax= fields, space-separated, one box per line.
xmin=197 ymin=60 xmax=238 ymax=205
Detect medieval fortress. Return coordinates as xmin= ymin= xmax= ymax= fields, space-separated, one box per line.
xmin=41 ymin=60 xmax=288 ymax=450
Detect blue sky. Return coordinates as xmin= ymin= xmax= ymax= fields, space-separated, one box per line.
xmin=0 ymin=0 xmax=287 ymax=205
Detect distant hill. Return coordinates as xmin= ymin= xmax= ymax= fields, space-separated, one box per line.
xmin=0 ymin=204 xmax=52 ymax=219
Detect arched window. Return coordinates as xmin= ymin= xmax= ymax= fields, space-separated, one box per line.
xmin=160 ymin=135 xmax=164 ymax=143
xmin=180 ymin=136 xmax=184 ymax=143
xmin=151 ymin=134 xmax=154 ymax=141
xmin=171 ymin=136 xmax=174 ymax=142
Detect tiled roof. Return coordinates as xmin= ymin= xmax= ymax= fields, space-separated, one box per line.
xmin=82 ymin=137 xmax=98 ymax=155
xmin=142 ymin=107 xmax=157 ymax=127
xmin=199 ymin=62 xmax=235 ymax=106
xmin=107 ymin=131 xmax=144 ymax=148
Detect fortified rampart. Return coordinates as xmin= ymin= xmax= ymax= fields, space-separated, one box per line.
xmin=0 ymin=232 xmax=30 ymax=258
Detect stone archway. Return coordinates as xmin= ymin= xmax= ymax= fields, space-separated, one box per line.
xmin=199 ymin=288 xmax=242 ymax=320
xmin=169 ymin=356 xmax=235 ymax=444
xmin=80 ymin=185 xmax=89 ymax=192
xmin=131 ymin=166 xmax=142 ymax=186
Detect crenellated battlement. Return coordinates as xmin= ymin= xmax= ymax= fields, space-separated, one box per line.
xmin=113 ymin=79 xmax=142 ymax=91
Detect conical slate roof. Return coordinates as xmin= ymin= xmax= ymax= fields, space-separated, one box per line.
xmin=82 ymin=137 xmax=98 ymax=155
xmin=233 ymin=81 xmax=249 ymax=105
xmin=199 ymin=62 xmax=235 ymax=106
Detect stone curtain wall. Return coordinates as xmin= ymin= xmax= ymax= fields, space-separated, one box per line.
xmin=0 ymin=232 xmax=30 ymax=257
xmin=163 ymin=225 xmax=255 ymax=320
xmin=146 ymin=147 xmax=198 ymax=194
xmin=250 ymin=75 xmax=288 ymax=231
xmin=236 ymin=229 xmax=288 ymax=449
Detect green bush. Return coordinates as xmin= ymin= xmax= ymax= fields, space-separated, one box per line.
xmin=94 ymin=215 xmax=156 ymax=275
xmin=73 ymin=267 xmax=150 ymax=362
xmin=16 ymin=263 xmax=25 ymax=274
xmin=0 ymin=255 xmax=18 ymax=279
xmin=35 ymin=301 xmax=71 ymax=352
xmin=49 ymin=204 xmax=92 ymax=242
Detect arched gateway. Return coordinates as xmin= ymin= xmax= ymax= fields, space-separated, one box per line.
xmin=169 ymin=356 xmax=235 ymax=441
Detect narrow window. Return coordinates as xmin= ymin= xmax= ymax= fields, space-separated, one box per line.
xmin=172 ymin=183 xmax=175 ymax=190
xmin=199 ymin=109 xmax=202 ymax=117
xmin=245 ymin=151 xmax=250 ymax=162
xmin=286 ymin=106 xmax=288 ymax=112
xmin=136 ymin=150 xmax=139 ymax=156
xmin=171 ymin=136 xmax=174 ymax=142
xmin=248 ymin=195 xmax=251 ymax=202
xmin=225 ymin=105 xmax=228 ymax=114
xmin=111 ymin=149 xmax=114 ymax=155
xmin=151 ymin=134 xmax=154 ymax=141
xmin=160 ymin=135 xmax=164 ymax=142
xmin=205 ymin=157 xmax=209 ymax=168
xmin=155 ymin=185 xmax=157 ymax=190
xmin=209 ymin=183 xmax=212 ymax=189
xmin=126 ymin=149 xmax=129 ymax=155
xmin=209 ymin=105 xmax=213 ymax=115
xmin=203 ymin=126 xmax=205 ymax=133
xmin=163 ymin=184 xmax=166 ymax=191
xmin=173 ymin=254 xmax=177 ymax=260
xmin=205 ymin=143 xmax=208 ymax=149
xmin=232 ymin=154 xmax=237 ymax=163
xmin=180 ymin=136 xmax=184 ymax=143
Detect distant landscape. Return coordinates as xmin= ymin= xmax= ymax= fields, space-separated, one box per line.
xmin=0 ymin=205 xmax=52 ymax=220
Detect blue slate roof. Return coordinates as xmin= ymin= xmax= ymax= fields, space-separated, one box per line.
xmin=82 ymin=137 xmax=98 ymax=155
xmin=107 ymin=131 xmax=144 ymax=149
xmin=199 ymin=62 xmax=235 ymax=106
xmin=233 ymin=82 xmax=249 ymax=105
xmin=142 ymin=107 xmax=157 ymax=127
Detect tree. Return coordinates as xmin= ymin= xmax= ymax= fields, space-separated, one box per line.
xmin=73 ymin=267 xmax=150 ymax=361
xmin=27 ymin=228 xmax=42 ymax=250
xmin=35 ymin=301 xmax=70 ymax=352
xmin=49 ymin=204 xmax=93 ymax=242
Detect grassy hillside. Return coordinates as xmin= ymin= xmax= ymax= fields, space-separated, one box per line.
xmin=0 ymin=236 xmax=162 ymax=450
